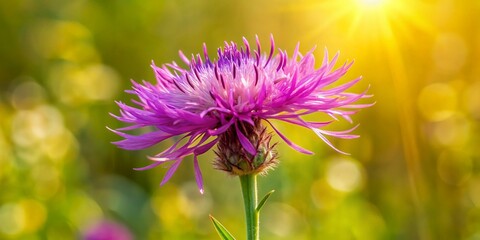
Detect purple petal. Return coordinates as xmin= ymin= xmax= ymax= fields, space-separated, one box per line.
xmin=193 ymin=156 xmax=204 ymax=194
xmin=208 ymin=118 xmax=235 ymax=135
xmin=322 ymin=47 xmax=329 ymax=67
xmin=178 ymin=50 xmax=190 ymax=65
xmin=160 ymin=159 xmax=183 ymax=186
xmin=318 ymin=124 xmax=360 ymax=139
xmin=265 ymin=120 xmax=313 ymax=155
xmin=321 ymin=77 xmax=362 ymax=95
xmin=194 ymin=138 xmax=219 ymax=155
xmin=152 ymin=133 xmax=196 ymax=158
xmin=343 ymin=102 xmax=376 ymax=109
xmin=133 ymin=161 xmax=164 ymax=171
xmin=311 ymin=128 xmax=349 ymax=155
xmin=108 ymin=127 xmax=172 ymax=150
xmin=200 ymin=107 xmax=232 ymax=118
xmin=235 ymin=122 xmax=257 ymax=155
xmin=273 ymin=116 xmax=332 ymax=129
xmin=291 ymin=42 xmax=300 ymax=61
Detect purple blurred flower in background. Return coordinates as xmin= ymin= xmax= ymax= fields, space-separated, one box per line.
xmin=82 ymin=220 xmax=133 ymax=240
xmin=110 ymin=35 xmax=371 ymax=193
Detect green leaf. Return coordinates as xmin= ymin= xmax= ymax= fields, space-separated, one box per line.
xmin=256 ymin=189 xmax=275 ymax=212
xmin=210 ymin=214 xmax=236 ymax=240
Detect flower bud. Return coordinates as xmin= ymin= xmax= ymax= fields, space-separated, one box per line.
xmin=214 ymin=119 xmax=277 ymax=176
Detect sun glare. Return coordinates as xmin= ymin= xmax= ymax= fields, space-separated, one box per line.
xmin=356 ymin=0 xmax=389 ymax=11
xmin=358 ymin=0 xmax=385 ymax=6
xmin=292 ymin=0 xmax=433 ymax=55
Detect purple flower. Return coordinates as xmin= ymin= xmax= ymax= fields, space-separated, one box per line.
xmin=82 ymin=220 xmax=133 ymax=240
xmin=110 ymin=35 xmax=371 ymax=193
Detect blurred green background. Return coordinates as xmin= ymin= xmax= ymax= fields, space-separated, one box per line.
xmin=1 ymin=0 xmax=479 ymax=239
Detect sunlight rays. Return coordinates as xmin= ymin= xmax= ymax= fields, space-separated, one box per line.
xmin=287 ymin=1 xmax=436 ymax=239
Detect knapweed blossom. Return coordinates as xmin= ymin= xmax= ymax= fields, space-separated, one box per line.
xmin=110 ymin=35 xmax=371 ymax=193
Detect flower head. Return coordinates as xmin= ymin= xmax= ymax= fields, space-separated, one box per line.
xmin=110 ymin=35 xmax=371 ymax=193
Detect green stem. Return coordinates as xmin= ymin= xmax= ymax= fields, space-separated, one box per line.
xmin=240 ymin=174 xmax=259 ymax=240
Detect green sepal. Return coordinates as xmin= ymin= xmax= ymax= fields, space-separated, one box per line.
xmin=255 ymin=189 xmax=275 ymax=212
xmin=209 ymin=214 xmax=236 ymax=240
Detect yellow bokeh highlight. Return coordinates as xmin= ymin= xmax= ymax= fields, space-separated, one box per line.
xmin=26 ymin=20 xmax=99 ymax=63
xmin=48 ymin=63 xmax=120 ymax=105
xmin=432 ymin=113 xmax=471 ymax=147
xmin=418 ymin=83 xmax=458 ymax=122
xmin=150 ymin=186 xmax=184 ymax=227
xmin=18 ymin=199 xmax=48 ymax=233
xmin=326 ymin=157 xmax=365 ymax=193
xmin=0 ymin=203 xmax=25 ymax=236
xmin=178 ymin=182 xmax=212 ymax=220
xmin=31 ymin=164 xmax=63 ymax=200
xmin=11 ymin=105 xmax=64 ymax=148
xmin=263 ymin=203 xmax=307 ymax=238
xmin=67 ymin=192 xmax=104 ymax=229
xmin=10 ymin=81 xmax=46 ymax=110
xmin=9 ymin=103 xmax=76 ymax=167
xmin=0 ymin=199 xmax=47 ymax=236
